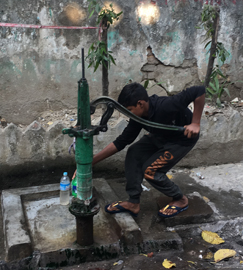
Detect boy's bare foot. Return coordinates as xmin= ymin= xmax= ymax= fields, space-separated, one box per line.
xmin=159 ymin=195 xmax=188 ymax=216
xmin=106 ymin=201 xmax=140 ymax=215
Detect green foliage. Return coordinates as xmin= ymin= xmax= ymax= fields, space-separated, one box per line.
xmin=86 ymin=41 xmax=116 ymax=72
xmin=86 ymin=0 xmax=123 ymax=73
xmin=88 ymin=0 xmax=122 ymax=27
xmin=206 ymin=76 xmax=231 ymax=108
xmin=197 ymin=4 xmax=219 ymax=40
xmin=197 ymin=4 xmax=231 ymax=107
xmin=98 ymin=4 xmax=123 ymax=28
xmin=143 ymin=80 xmax=165 ymax=90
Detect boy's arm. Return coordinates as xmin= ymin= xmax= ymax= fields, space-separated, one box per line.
xmin=72 ymin=142 xmax=118 ymax=179
xmin=92 ymin=142 xmax=118 ymax=166
xmin=184 ymin=93 xmax=205 ymax=139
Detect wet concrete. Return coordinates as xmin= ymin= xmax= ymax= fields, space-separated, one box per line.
xmin=1 ymin=163 xmax=243 ymax=269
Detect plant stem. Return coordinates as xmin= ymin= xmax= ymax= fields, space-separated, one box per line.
xmin=101 ymin=19 xmax=109 ymax=96
xmin=204 ymin=7 xmax=220 ymax=88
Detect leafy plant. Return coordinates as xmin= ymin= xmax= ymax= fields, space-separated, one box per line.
xmin=206 ymin=76 xmax=231 ymax=107
xmin=197 ymin=4 xmax=231 ymax=107
xmin=86 ymin=0 xmax=123 ymax=72
xmin=143 ymin=79 xmax=165 ymax=90
xmin=86 ymin=41 xmax=116 ymax=72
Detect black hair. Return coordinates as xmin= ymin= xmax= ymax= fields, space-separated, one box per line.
xmin=118 ymin=82 xmax=149 ymax=107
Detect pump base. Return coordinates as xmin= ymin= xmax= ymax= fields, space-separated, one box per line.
xmin=69 ymin=196 xmax=100 ymax=246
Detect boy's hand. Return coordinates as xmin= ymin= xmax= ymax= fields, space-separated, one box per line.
xmin=72 ymin=169 xmax=77 ymax=180
xmin=184 ymin=123 xmax=200 ymax=138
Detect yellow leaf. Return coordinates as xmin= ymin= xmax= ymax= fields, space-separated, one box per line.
xmin=201 ymin=230 xmax=225 ymax=244
xmin=139 ymin=253 xmax=148 ymax=257
xmin=203 ymin=196 xmax=210 ymax=203
xmin=187 ymin=261 xmax=196 ymax=264
xmin=240 ymin=260 xmax=243 ymax=264
xmin=167 ymin=174 xmax=173 ymax=179
xmin=162 ymin=259 xmax=176 ymax=268
xmin=214 ymin=249 xmax=236 ymax=262
xmin=47 ymin=121 xmax=53 ymax=125
xmin=203 ymin=252 xmax=214 ymax=260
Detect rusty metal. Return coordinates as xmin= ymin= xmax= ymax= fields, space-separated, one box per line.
xmin=69 ymin=196 xmax=100 ymax=246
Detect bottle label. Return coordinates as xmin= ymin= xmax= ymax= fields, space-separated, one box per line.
xmin=72 ymin=185 xmax=77 ymax=194
xmin=60 ymin=183 xmax=70 ymax=191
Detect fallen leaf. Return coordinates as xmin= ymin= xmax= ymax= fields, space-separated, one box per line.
xmin=162 ymin=259 xmax=176 ymax=268
xmin=187 ymin=261 xmax=196 ymax=264
xmin=147 ymin=252 xmax=154 ymax=257
xmin=203 ymin=196 xmax=210 ymax=203
xmin=167 ymin=174 xmax=173 ymax=179
xmin=214 ymin=249 xmax=236 ymax=263
xmin=47 ymin=121 xmax=53 ymax=125
xmin=240 ymin=260 xmax=243 ymax=264
xmin=203 ymin=252 xmax=214 ymax=260
xmin=140 ymin=253 xmax=148 ymax=257
xmin=201 ymin=230 xmax=225 ymax=244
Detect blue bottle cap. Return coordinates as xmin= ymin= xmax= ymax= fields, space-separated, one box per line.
xmin=63 ymin=172 xmax=68 ymax=176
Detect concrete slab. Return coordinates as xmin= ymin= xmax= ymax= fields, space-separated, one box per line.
xmin=2 ymin=178 xmax=183 ymax=267
xmin=2 ymin=183 xmax=121 ymax=263
xmin=156 ymin=194 xmax=214 ymax=227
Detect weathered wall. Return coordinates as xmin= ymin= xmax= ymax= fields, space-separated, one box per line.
xmin=0 ymin=0 xmax=243 ymax=125
xmin=1 ymin=107 xmax=243 ymax=176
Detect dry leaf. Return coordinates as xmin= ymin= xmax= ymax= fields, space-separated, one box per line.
xmin=203 ymin=196 xmax=210 ymax=203
xmin=240 ymin=260 xmax=243 ymax=264
xmin=167 ymin=174 xmax=173 ymax=179
xmin=203 ymin=252 xmax=214 ymax=260
xmin=147 ymin=252 xmax=154 ymax=257
xmin=47 ymin=121 xmax=53 ymax=125
xmin=140 ymin=253 xmax=148 ymax=257
xmin=214 ymin=249 xmax=236 ymax=262
xmin=201 ymin=230 xmax=225 ymax=244
xmin=187 ymin=261 xmax=196 ymax=264
xmin=162 ymin=259 xmax=176 ymax=268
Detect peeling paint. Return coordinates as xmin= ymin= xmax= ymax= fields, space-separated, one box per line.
xmin=108 ymin=31 xmax=123 ymax=50
xmin=159 ymin=31 xmax=184 ymax=65
xmin=129 ymin=50 xmax=137 ymax=56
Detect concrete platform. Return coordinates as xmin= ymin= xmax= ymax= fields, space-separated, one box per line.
xmin=2 ymin=164 xmax=243 ymax=269
xmin=1 ymin=178 xmax=183 ymax=267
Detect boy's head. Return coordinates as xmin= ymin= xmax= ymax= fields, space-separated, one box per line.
xmin=118 ymin=82 xmax=149 ymax=117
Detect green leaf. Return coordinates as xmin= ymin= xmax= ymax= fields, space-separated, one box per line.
xmin=94 ymin=61 xmax=100 ymax=72
xmin=209 ymin=82 xmax=217 ymax=91
xmin=206 ymin=87 xmax=216 ymax=95
xmin=223 ymin=88 xmax=231 ymax=97
xmin=144 ymin=80 xmax=149 ymax=89
xmin=109 ymin=54 xmax=116 ymax=65
xmin=214 ymin=76 xmax=219 ymax=91
xmin=204 ymin=40 xmax=212 ymax=49
xmin=216 ymin=97 xmax=222 ymax=107
xmin=89 ymin=9 xmax=95 ymax=18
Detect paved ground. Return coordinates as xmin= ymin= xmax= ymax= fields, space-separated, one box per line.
xmin=1 ymin=163 xmax=243 ymax=269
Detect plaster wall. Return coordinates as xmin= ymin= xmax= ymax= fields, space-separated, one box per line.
xmin=1 ymin=108 xmax=243 ymax=176
xmin=0 ymin=0 xmax=243 ymax=125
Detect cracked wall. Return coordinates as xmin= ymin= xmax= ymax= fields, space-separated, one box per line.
xmin=1 ymin=107 xmax=243 ymax=176
xmin=0 ymin=0 xmax=243 ymax=126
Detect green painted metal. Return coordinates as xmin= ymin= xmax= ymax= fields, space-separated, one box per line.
xmin=75 ymin=77 xmax=93 ymax=200
xmin=62 ymin=50 xmax=93 ymax=201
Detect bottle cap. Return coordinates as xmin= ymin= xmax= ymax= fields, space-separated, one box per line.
xmin=63 ymin=172 xmax=68 ymax=176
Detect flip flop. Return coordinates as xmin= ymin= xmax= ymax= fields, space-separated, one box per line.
xmin=105 ymin=202 xmax=138 ymax=217
xmin=158 ymin=204 xmax=189 ymax=218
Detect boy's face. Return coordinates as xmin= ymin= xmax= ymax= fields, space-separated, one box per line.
xmin=126 ymin=101 xmax=147 ymax=117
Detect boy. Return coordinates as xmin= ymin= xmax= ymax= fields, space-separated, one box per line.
xmin=84 ymin=82 xmax=205 ymax=218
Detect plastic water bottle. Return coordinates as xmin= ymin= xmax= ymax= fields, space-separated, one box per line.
xmin=71 ymin=176 xmax=77 ymax=198
xmin=60 ymin=172 xmax=70 ymax=205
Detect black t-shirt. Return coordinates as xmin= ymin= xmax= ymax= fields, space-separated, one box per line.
xmin=113 ymin=86 xmax=205 ymax=151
